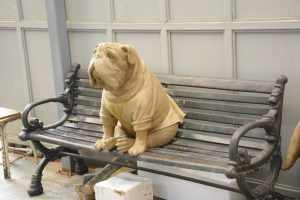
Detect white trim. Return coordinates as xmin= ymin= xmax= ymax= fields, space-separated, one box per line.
xmin=232 ymin=31 xmax=237 ymax=78
xmin=160 ymin=29 xmax=170 ymax=74
xmin=224 ymin=29 xmax=234 ymax=78
xmin=224 ymin=0 xmax=233 ymax=22
xmin=61 ymin=20 xmax=300 ymax=31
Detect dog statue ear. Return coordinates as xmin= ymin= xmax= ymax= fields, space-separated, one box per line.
xmin=121 ymin=44 xmax=138 ymax=66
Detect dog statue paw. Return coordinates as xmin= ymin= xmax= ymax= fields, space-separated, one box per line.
xmin=88 ymin=42 xmax=185 ymax=156
xmin=94 ymin=137 xmax=117 ymax=151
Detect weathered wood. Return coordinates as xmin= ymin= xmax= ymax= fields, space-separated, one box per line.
xmin=75 ymin=79 xmax=93 ymax=88
xmin=74 ymin=98 xmax=101 ymax=108
xmin=78 ymin=69 xmax=274 ymax=93
xmin=56 ymin=126 xmax=102 ymax=138
xmin=63 ymin=121 xmax=103 ymax=133
xmin=73 ymin=108 xmax=99 ymax=117
xmin=28 ymin=131 xmax=93 ymax=151
xmin=44 ymin=129 xmax=98 ymax=143
xmin=164 ymin=144 xmax=230 ymax=158
xmin=140 ymin=151 xmax=227 ymax=173
xmin=174 ymin=98 xmax=269 ymax=115
xmin=182 ymin=119 xmax=265 ymax=139
xmin=75 ymin=88 xmax=102 ymax=98
xmin=183 ymin=109 xmax=255 ymax=125
xmin=156 ymin=74 xmax=274 ymax=93
xmin=68 ymin=115 xmax=101 ymax=125
xmin=148 ymin=147 xmax=228 ymax=162
xmin=168 ymin=89 xmax=269 ymax=104
xmin=176 ymin=129 xmax=265 ymax=150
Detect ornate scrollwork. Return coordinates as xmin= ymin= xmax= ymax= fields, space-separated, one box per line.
xmin=226 ymin=74 xmax=288 ymax=199
xmin=19 ymin=64 xmax=80 ymax=141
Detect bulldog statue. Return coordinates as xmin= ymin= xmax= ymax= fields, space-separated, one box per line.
xmin=88 ymin=42 xmax=185 ymax=156
xmin=282 ymin=121 xmax=300 ymax=170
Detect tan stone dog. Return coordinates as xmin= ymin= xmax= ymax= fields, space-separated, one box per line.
xmin=88 ymin=42 xmax=185 ymax=156
xmin=282 ymin=121 xmax=300 ymax=170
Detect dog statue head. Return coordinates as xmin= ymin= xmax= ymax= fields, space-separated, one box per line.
xmin=88 ymin=42 xmax=139 ymax=91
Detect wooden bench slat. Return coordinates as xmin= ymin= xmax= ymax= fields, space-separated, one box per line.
xmin=44 ymin=129 xmax=98 ymax=143
xmin=182 ymin=119 xmax=265 ymax=139
xmin=78 ymin=70 xmax=274 ymax=93
xmin=183 ymin=109 xmax=256 ymax=125
xmin=156 ymin=74 xmax=274 ymax=94
xmin=75 ymin=88 xmax=102 ymax=98
xmin=63 ymin=121 xmax=103 ymax=133
xmin=168 ymin=89 xmax=269 ymax=104
xmin=177 ymin=129 xmax=265 ymax=150
xmin=74 ymin=98 xmax=101 ymax=108
xmin=164 ymin=144 xmax=230 ymax=158
xmin=140 ymin=151 xmax=227 ymax=173
xmin=68 ymin=115 xmax=101 ymax=125
xmin=56 ymin=126 xmax=102 ymax=138
xmin=29 ymin=131 xmax=93 ymax=150
xmin=175 ymin=98 xmax=269 ymax=115
xmin=148 ymin=147 xmax=228 ymax=162
xmin=75 ymin=79 xmax=92 ymax=88
xmin=73 ymin=108 xmax=99 ymax=117
xmin=173 ymin=138 xmax=262 ymax=159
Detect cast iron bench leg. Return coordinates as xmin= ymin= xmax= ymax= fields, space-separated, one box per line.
xmin=27 ymin=156 xmax=53 ymax=196
xmin=27 ymin=140 xmax=64 ymax=196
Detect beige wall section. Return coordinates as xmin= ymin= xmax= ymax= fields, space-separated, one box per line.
xmin=68 ymin=31 xmax=107 ymax=69
xmin=24 ymin=30 xmax=58 ymax=125
xmin=20 ymin=0 xmax=47 ymax=20
xmin=1 ymin=0 xmax=300 ymax=197
xmin=0 ymin=0 xmax=56 ymax=144
xmin=0 ymin=30 xmax=29 ymax=144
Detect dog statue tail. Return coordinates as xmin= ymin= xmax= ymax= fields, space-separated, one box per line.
xmin=282 ymin=121 xmax=300 ymax=170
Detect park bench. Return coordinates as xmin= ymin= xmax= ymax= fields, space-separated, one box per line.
xmin=19 ymin=63 xmax=287 ymax=199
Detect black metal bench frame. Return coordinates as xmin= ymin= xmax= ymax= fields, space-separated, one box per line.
xmin=19 ymin=63 xmax=288 ymax=199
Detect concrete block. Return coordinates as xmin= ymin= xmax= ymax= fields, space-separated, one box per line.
xmin=94 ymin=173 xmax=153 ymax=200
xmin=138 ymin=162 xmax=244 ymax=200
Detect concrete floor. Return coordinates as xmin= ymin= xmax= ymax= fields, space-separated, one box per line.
xmin=0 ymin=152 xmax=163 ymax=200
xmin=0 ymin=153 xmax=82 ymax=200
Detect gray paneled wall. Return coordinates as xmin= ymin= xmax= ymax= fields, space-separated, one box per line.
xmin=1 ymin=0 xmax=300 ymax=197
xmin=0 ymin=0 xmax=57 ymax=144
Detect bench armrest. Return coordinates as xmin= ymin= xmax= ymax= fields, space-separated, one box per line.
xmin=225 ymin=75 xmax=288 ymax=179
xmin=225 ymin=115 xmax=277 ymax=179
xmin=19 ymin=64 xmax=80 ymax=141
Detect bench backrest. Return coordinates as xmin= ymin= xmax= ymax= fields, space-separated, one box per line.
xmin=70 ymin=69 xmax=277 ymax=150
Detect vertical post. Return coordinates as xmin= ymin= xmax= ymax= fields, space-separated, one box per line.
xmin=45 ymin=0 xmax=74 ymax=173
xmin=45 ymin=0 xmax=71 ymax=95
xmin=0 ymin=122 xmax=11 ymax=179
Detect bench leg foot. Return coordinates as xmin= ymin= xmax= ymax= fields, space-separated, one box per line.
xmin=27 ymin=155 xmax=54 ymax=196
xmin=28 ymin=174 xmax=43 ymax=196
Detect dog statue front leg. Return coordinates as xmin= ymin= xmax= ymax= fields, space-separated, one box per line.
xmin=95 ymin=125 xmax=117 ymax=150
xmin=128 ymin=130 xmax=147 ymax=156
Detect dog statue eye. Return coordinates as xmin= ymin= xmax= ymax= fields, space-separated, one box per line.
xmin=107 ymin=52 xmax=114 ymax=58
